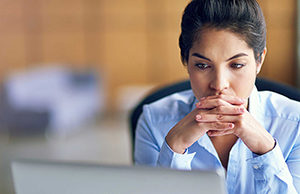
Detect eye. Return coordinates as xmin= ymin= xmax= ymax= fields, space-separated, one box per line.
xmin=230 ymin=63 xmax=245 ymax=69
xmin=195 ymin=63 xmax=211 ymax=70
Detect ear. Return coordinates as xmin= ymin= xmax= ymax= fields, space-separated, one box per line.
xmin=256 ymin=47 xmax=267 ymax=74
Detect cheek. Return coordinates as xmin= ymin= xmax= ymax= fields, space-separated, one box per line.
xmin=190 ymin=77 xmax=208 ymax=90
xmin=188 ymin=68 xmax=207 ymax=87
xmin=188 ymin=70 xmax=211 ymax=97
xmin=232 ymin=71 xmax=256 ymax=98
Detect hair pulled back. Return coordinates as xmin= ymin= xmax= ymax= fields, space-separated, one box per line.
xmin=179 ymin=0 xmax=266 ymax=64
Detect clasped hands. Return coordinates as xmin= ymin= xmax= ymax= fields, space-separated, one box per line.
xmin=165 ymin=94 xmax=275 ymax=155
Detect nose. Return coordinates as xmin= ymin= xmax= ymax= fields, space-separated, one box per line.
xmin=209 ymin=70 xmax=229 ymax=93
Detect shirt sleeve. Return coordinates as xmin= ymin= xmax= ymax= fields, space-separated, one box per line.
xmin=134 ymin=105 xmax=195 ymax=170
xmin=247 ymin=139 xmax=299 ymax=194
xmin=157 ymin=140 xmax=196 ymax=170
xmin=134 ymin=108 xmax=160 ymax=166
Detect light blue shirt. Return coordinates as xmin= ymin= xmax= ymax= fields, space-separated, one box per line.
xmin=135 ymin=87 xmax=300 ymax=194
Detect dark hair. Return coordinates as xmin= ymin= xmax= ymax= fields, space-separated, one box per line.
xmin=179 ymin=0 xmax=266 ymax=64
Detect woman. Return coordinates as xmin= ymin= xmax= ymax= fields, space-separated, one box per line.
xmin=135 ymin=0 xmax=300 ymax=193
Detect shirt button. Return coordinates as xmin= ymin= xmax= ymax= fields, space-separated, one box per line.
xmin=253 ymin=164 xmax=260 ymax=169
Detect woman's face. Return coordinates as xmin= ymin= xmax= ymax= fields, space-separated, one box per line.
xmin=187 ymin=28 xmax=266 ymax=105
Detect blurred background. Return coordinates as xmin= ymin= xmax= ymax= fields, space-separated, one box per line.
xmin=0 ymin=0 xmax=299 ymax=193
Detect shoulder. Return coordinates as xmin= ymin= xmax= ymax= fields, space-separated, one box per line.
xmin=142 ymin=89 xmax=195 ymax=123
xmin=258 ymin=90 xmax=300 ymax=121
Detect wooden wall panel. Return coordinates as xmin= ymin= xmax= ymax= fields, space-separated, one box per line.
xmin=99 ymin=0 xmax=148 ymax=107
xmin=0 ymin=0 xmax=297 ymax=110
xmin=266 ymin=28 xmax=296 ymax=82
xmin=0 ymin=0 xmax=23 ymax=16
xmin=0 ymin=33 xmax=27 ymax=74
xmin=42 ymin=32 xmax=86 ymax=65
xmin=258 ymin=0 xmax=297 ymax=85
xmin=101 ymin=0 xmax=146 ymax=15
xmin=0 ymin=0 xmax=26 ymax=75
xmin=165 ymin=8 xmax=189 ymax=83
xmin=41 ymin=0 xmax=84 ymax=15
xmin=146 ymin=32 xmax=169 ymax=83
xmin=145 ymin=0 xmax=188 ymax=85
xmin=102 ymin=31 xmax=148 ymax=84
xmin=165 ymin=31 xmax=189 ymax=82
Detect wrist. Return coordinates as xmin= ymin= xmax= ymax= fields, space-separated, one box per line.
xmin=254 ymin=137 xmax=275 ymax=155
xmin=238 ymin=128 xmax=275 ymax=155
xmin=165 ymin=135 xmax=186 ymax=154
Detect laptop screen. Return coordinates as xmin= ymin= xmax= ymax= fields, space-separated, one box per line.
xmin=11 ymin=159 xmax=227 ymax=194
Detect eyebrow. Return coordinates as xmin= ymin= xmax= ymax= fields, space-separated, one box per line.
xmin=226 ymin=53 xmax=248 ymax=61
xmin=191 ymin=53 xmax=212 ymax=61
xmin=191 ymin=53 xmax=248 ymax=62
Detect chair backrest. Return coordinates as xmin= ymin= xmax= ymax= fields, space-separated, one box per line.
xmin=129 ymin=77 xmax=300 ymax=161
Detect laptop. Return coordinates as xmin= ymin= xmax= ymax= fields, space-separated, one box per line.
xmin=11 ymin=159 xmax=227 ymax=194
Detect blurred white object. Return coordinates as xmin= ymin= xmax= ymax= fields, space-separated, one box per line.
xmin=5 ymin=66 xmax=104 ymax=136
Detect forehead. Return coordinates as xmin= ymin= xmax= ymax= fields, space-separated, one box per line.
xmin=190 ymin=28 xmax=254 ymax=58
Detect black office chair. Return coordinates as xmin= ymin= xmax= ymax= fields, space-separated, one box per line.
xmin=129 ymin=77 xmax=300 ymax=161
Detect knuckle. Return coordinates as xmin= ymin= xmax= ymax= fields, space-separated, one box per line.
xmin=215 ymin=106 xmax=223 ymax=112
xmin=240 ymin=119 xmax=246 ymax=126
xmin=197 ymin=122 xmax=203 ymax=127
xmin=212 ymin=123 xmax=218 ymax=129
xmin=196 ymin=110 xmax=202 ymax=115
xmin=236 ymin=115 xmax=245 ymax=125
xmin=217 ymin=114 xmax=224 ymax=120
xmin=216 ymin=99 xmax=223 ymax=106
xmin=235 ymin=107 xmax=241 ymax=112
xmin=214 ymin=122 xmax=222 ymax=128
xmin=219 ymin=94 xmax=225 ymax=99
xmin=238 ymin=114 xmax=244 ymax=120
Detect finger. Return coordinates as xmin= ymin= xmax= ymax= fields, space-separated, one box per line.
xmin=196 ymin=98 xmax=232 ymax=109
xmin=199 ymin=94 xmax=246 ymax=107
xmin=207 ymin=129 xmax=235 ymax=136
xmin=202 ymin=105 xmax=245 ymax=116
xmin=202 ymin=94 xmax=244 ymax=102
xmin=195 ymin=112 xmax=244 ymax=122
xmin=197 ymin=122 xmax=234 ymax=131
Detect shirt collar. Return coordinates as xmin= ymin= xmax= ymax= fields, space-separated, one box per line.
xmin=248 ymin=86 xmax=264 ymax=126
xmin=191 ymin=95 xmax=198 ymax=110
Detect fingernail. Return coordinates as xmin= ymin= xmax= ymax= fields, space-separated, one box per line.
xmin=229 ymin=123 xmax=234 ymax=128
xmin=200 ymin=97 xmax=206 ymax=100
xmin=196 ymin=115 xmax=201 ymax=120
